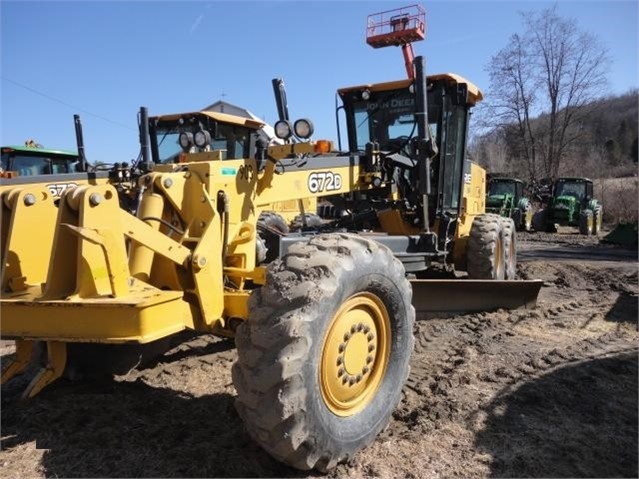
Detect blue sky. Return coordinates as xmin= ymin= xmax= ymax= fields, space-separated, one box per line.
xmin=1 ymin=1 xmax=637 ymax=164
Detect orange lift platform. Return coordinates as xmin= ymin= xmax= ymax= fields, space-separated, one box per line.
xmin=366 ymin=4 xmax=426 ymax=80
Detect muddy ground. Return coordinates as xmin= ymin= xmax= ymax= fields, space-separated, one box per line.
xmin=1 ymin=229 xmax=637 ymax=478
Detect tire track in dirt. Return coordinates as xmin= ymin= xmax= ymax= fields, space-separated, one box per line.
xmin=395 ymin=264 xmax=637 ymax=439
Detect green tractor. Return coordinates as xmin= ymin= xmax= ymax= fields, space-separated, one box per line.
xmin=486 ymin=177 xmax=533 ymax=232
xmin=1 ymin=144 xmax=81 ymax=177
xmin=532 ymin=177 xmax=603 ymax=235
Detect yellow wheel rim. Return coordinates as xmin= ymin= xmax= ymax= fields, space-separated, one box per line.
xmin=320 ymin=292 xmax=391 ymax=417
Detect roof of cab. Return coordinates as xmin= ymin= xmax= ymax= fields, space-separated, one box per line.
xmin=1 ymin=145 xmax=79 ymax=157
xmin=151 ymin=111 xmax=265 ymax=130
xmin=338 ymin=72 xmax=483 ymax=106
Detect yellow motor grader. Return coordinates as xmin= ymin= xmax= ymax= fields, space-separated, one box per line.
xmin=0 ymin=10 xmax=541 ymax=473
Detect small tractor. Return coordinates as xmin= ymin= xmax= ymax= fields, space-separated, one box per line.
xmin=0 ymin=114 xmax=138 ymax=207
xmin=2 ymin=143 xmax=80 ymax=177
xmin=485 ymin=176 xmax=533 ymax=232
xmin=532 ymin=177 xmax=603 ymax=235
xmin=0 ymin=5 xmax=541 ymax=472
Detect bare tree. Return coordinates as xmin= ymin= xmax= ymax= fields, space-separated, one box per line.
xmin=481 ymin=5 xmax=610 ymax=182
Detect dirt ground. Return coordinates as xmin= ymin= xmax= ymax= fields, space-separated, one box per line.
xmin=1 ymin=228 xmax=637 ymax=478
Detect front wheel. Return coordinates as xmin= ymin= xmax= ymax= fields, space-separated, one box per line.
xmin=232 ymin=233 xmax=414 ymax=471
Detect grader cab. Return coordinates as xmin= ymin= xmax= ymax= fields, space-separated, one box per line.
xmin=1 ymin=6 xmax=542 ymax=473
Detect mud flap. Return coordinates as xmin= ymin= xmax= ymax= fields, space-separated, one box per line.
xmin=410 ymin=279 xmax=543 ymax=313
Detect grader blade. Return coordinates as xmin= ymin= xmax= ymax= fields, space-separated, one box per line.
xmin=409 ymin=279 xmax=543 ymax=313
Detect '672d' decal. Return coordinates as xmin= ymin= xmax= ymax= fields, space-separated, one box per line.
xmin=46 ymin=182 xmax=78 ymax=197
xmin=307 ymin=172 xmax=342 ymax=194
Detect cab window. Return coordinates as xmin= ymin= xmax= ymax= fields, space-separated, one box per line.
xmin=12 ymin=155 xmax=50 ymax=175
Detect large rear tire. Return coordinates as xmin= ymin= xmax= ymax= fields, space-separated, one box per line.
xmin=579 ymin=209 xmax=593 ymax=236
xmin=257 ymin=212 xmax=290 ymax=264
xmin=531 ymin=209 xmax=547 ymax=232
xmin=233 ymin=233 xmax=414 ymax=471
xmin=522 ymin=205 xmax=533 ymax=232
xmin=466 ymin=214 xmax=506 ymax=280
xmin=593 ymin=206 xmax=603 ymax=235
xmin=290 ymin=212 xmax=323 ymax=231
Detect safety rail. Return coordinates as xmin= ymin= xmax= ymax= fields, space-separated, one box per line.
xmin=366 ymin=4 xmax=426 ymax=48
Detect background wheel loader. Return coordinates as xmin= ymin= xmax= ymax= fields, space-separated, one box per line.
xmin=1 ymin=5 xmax=541 ymax=472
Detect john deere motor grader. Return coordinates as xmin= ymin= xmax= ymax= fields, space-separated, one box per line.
xmin=1 ymin=7 xmax=541 ymax=472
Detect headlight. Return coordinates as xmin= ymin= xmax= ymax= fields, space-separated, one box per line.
xmin=194 ymin=129 xmax=211 ymax=148
xmin=361 ymin=89 xmax=371 ymax=100
xmin=179 ymin=131 xmax=194 ymax=149
xmin=274 ymin=120 xmax=293 ymax=140
xmin=294 ymin=119 xmax=314 ymax=139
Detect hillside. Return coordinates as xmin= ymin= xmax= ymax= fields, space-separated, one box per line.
xmin=471 ymin=90 xmax=638 ymax=180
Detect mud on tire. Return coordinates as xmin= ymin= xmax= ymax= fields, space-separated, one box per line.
xmin=290 ymin=212 xmax=323 ymax=231
xmin=256 ymin=212 xmax=290 ymax=264
xmin=498 ymin=216 xmax=517 ymax=280
xmin=466 ymin=213 xmax=506 ymax=280
xmin=232 ymin=233 xmax=415 ymax=471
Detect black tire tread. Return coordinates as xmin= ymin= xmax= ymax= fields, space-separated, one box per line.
xmin=499 ymin=216 xmax=517 ymax=280
xmin=232 ymin=233 xmax=414 ymax=471
xmin=466 ymin=213 xmax=505 ymax=280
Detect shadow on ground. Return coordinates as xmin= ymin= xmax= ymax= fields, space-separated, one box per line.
xmin=605 ymin=291 xmax=639 ymax=325
xmin=474 ymin=351 xmax=638 ymax=478
xmin=1 ymin=377 xmax=309 ymax=478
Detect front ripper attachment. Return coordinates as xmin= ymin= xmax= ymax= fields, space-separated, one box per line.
xmin=1 ymin=340 xmax=67 ymax=399
xmin=1 ymin=183 xmax=198 ymax=398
